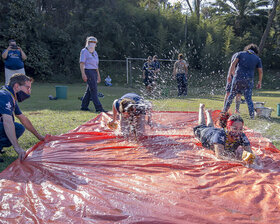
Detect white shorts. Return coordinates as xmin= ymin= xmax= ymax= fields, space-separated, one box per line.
xmin=5 ymin=68 xmax=25 ymax=85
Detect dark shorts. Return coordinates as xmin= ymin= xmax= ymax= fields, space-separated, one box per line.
xmin=193 ymin=124 xmax=213 ymax=149
xmin=143 ymin=75 xmax=155 ymax=87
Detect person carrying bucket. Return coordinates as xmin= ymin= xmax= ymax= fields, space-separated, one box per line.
xmin=194 ymin=104 xmax=257 ymax=164
xmin=108 ymin=93 xmax=153 ymax=139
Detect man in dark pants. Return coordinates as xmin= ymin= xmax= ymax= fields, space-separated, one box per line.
xmin=0 ymin=73 xmax=45 ymax=162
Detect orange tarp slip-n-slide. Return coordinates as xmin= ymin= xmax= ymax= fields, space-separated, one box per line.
xmin=1 ymin=111 xmax=280 ymax=223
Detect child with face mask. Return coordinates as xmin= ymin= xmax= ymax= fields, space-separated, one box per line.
xmin=193 ymin=104 xmax=255 ymax=163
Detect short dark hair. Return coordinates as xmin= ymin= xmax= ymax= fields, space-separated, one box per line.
xmin=8 ymin=73 xmax=33 ymax=88
xmin=244 ymin=43 xmax=259 ymax=55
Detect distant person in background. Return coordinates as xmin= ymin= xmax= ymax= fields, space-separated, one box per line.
xmin=223 ymin=44 xmax=263 ymax=119
xmin=152 ymin=55 xmax=160 ymax=78
xmin=223 ymin=52 xmax=242 ymax=113
xmin=0 ymin=73 xmax=45 ymax=162
xmin=2 ymin=40 xmax=27 ymax=85
xmin=172 ymin=53 xmax=188 ymax=96
xmin=109 ymin=93 xmax=153 ymax=139
xmin=105 ymin=75 xmax=112 ymax=86
xmin=142 ymin=56 xmax=155 ymax=94
xmin=79 ymin=36 xmax=106 ymax=113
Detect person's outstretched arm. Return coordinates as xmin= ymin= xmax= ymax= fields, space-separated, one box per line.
xmin=16 ymin=114 xmax=45 ymax=141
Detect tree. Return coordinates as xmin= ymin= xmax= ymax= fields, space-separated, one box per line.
xmin=212 ymin=0 xmax=270 ymax=35
xmin=259 ymin=0 xmax=279 ymax=54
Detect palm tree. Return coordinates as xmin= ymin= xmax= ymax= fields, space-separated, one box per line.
xmin=212 ymin=0 xmax=270 ymax=35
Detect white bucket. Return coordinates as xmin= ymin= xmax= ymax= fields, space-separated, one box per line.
xmin=255 ymin=107 xmax=273 ymax=118
xmin=253 ymin=101 xmax=265 ymax=108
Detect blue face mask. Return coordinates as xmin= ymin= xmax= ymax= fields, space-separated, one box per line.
xmin=16 ymin=90 xmax=30 ymax=102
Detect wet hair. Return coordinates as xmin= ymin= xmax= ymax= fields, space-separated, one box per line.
xmin=8 ymin=73 xmax=33 ymax=88
xmin=119 ymin=98 xmax=136 ymax=113
xmin=244 ymin=43 xmax=259 ymax=55
xmin=147 ymin=56 xmax=152 ymax=61
xmin=228 ymin=114 xmax=244 ymax=124
xmin=219 ymin=111 xmax=230 ymax=128
xmin=178 ymin=53 xmax=184 ymax=60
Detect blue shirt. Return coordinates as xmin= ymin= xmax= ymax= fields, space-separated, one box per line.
xmin=0 ymin=85 xmax=22 ymax=121
xmin=2 ymin=49 xmax=24 ymax=70
xmin=79 ymin=48 xmax=99 ymax=69
xmin=234 ymin=50 xmax=262 ymax=81
xmin=152 ymin=60 xmax=160 ymax=71
xmin=199 ymin=126 xmax=250 ymax=153
xmin=143 ymin=61 xmax=154 ymax=77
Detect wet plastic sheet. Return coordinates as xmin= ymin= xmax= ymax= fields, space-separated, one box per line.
xmin=1 ymin=111 xmax=280 ymax=223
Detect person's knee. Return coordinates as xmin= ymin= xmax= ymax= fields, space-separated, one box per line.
xmin=14 ymin=123 xmax=25 ymax=138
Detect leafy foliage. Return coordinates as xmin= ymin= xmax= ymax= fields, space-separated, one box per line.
xmin=0 ymin=0 xmax=279 ymax=84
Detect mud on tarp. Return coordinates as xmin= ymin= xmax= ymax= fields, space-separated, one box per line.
xmin=0 ymin=111 xmax=280 ymax=223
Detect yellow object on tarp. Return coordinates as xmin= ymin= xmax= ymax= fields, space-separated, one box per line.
xmin=242 ymin=150 xmax=255 ymax=164
xmin=0 ymin=110 xmax=280 ymax=223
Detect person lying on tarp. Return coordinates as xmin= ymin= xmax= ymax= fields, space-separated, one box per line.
xmin=193 ymin=104 xmax=256 ymax=164
xmin=0 ymin=73 xmax=45 ymax=162
xmin=108 ymin=93 xmax=152 ymax=139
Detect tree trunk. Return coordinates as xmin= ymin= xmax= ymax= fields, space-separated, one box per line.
xmin=259 ymin=0 xmax=279 ymax=55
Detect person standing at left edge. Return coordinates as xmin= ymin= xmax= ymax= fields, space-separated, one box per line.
xmin=80 ymin=36 xmax=106 ymax=113
xmin=2 ymin=39 xmax=27 ymax=85
xmin=0 ymin=73 xmax=45 ymax=162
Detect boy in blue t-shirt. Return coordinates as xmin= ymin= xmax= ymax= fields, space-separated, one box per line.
xmin=223 ymin=44 xmax=263 ymax=119
xmin=194 ymin=104 xmax=253 ymax=162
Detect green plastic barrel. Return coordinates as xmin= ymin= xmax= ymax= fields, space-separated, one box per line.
xmin=55 ymin=86 xmax=68 ymax=99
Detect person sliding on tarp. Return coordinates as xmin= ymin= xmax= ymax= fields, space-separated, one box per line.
xmin=108 ymin=93 xmax=152 ymax=139
xmin=194 ymin=104 xmax=257 ymax=164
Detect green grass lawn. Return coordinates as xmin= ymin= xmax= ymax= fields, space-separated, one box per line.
xmin=0 ymin=82 xmax=279 ymax=172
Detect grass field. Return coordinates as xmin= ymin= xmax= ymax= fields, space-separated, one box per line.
xmin=0 ymin=82 xmax=279 ymax=172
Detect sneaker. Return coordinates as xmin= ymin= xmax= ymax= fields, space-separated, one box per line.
xmin=80 ymin=108 xmax=91 ymax=111
xmin=98 ymin=92 xmax=104 ymax=98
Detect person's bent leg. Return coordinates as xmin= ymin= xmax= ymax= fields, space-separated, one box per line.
xmin=205 ymin=109 xmax=213 ymax=127
xmin=198 ymin=104 xmax=206 ymax=125
xmin=0 ymin=122 xmax=25 ymax=150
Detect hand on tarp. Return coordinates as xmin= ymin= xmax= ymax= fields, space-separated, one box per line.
xmin=242 ymin=151 xmax=256 ymax=165
xmin=108 ymin=121 xmax=118 ymax=130
xmin=15 ymin=147 xmax=26 ymax=161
